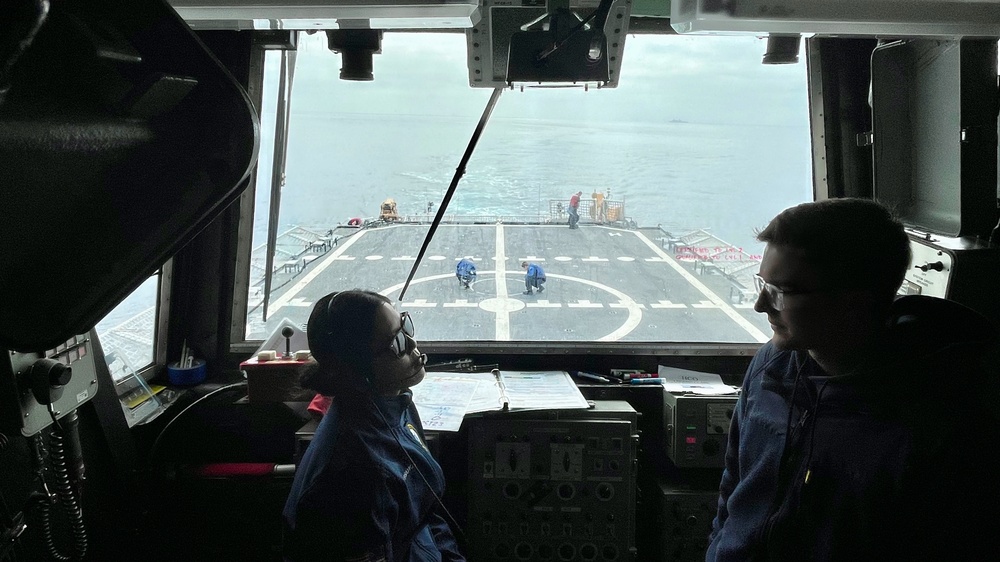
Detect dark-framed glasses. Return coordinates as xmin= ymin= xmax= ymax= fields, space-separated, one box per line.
xmin=753 ymin=274 xmax=820 ymax=312
xmin=388 ymin=311 xmax=415 ymax=357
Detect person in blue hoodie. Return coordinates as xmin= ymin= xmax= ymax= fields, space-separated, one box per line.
xmin=521 ymin=261 xmax=546 ymax=295
xmin=455 ymin=258 xmax=477 ymax=289
xmin=707 ymin=198 xmax=1000 ymax=561
xmin=283 ymin=290 xmax=464 ymax=562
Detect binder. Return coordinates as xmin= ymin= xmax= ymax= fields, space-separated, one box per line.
xmin=410 ymin=370 xmax=590 ymax=431
xmin=488 ymin=369 xmax=592 ymax=412
xmin=492 ymin=369 xmax=511 ymax=412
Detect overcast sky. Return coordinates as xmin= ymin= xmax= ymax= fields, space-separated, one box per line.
xmin=271 ymin=31 xmax=809 ymax=127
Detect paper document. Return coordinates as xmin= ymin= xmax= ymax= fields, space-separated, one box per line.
xmin=500 ymin=371 xmax=590 ymax=411
xmin=658 ymin=365 xmax=740 ymax=395
xmin=410 ymin=374 xmax=480 ymax=432
xmin=415 ymin=372 xmax=511 ymax=414
xmin=410 ymin=370 xmax=590 ymax=430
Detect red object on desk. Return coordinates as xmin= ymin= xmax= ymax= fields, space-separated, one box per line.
xmin=239 ymin=356 xmax=312 ymax=402
xmin=307 ymin=394 xmax=333 ymax=417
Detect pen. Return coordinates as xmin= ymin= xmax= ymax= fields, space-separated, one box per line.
xmin=623 ymin=372 xmax=657 ymax=380
xmin=631 ymin=378 xmax=665 ymax=385
xmin=573 ymin=371 xmax=612 ymax=383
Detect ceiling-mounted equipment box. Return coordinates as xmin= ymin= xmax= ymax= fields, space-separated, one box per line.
xmin=467 ymin=0 xmax=633 ymax=89
xmin=167 ymin=0 xmax=481 ymax=30
xmin=870 ymin=39 xmax=998 ymax=239
xmin=670 ymin=0 xmax=1000 ymax=36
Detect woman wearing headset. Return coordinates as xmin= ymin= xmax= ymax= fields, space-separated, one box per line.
xmin=283 ymin=290 xmax=464 ymax=561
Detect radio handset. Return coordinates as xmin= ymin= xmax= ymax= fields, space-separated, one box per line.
xmin=28 ymin=358 xmax=85 ymax=483
xmin=28 ymin=358 xmax=72 ymax=405
xmin=25 ymin=359 xmax=89 ymax=560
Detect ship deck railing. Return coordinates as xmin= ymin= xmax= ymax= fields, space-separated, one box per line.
xmin=546 ymin=198 xmax=628 ymax=226
xmin=396 ymin=214 xmax=553 ymax=224
xmin=664 ymin=229 xmax=715 ymax=252
xmin=720 ymin=260 xmax=760 ymax=277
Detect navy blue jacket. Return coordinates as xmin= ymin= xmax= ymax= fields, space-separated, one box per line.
xmin=707 ymin=295 xmax=1000 ymax=561
xmin=456 ymin=260 xmax=476 ymax=278
xmin=284 ymin=391 xmax=464 ymax=562
xmin=525 ymin=263 xmax=545 ymax=282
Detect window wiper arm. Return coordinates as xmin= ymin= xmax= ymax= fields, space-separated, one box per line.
xmin=397 ymin=87 xmax=504 ymax=303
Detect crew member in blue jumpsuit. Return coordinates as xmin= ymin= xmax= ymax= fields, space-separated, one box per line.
xmin=283 ymin=290 xmax=465 ymax=562
xmin=455 ymin=258 xmax=477 ymax=289
xmin=521 ymin=261 xmax=546 ymax=295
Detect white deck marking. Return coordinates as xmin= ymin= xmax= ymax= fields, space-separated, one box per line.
xmin=610 ymin=301 xmax=646 ymax=309
xmin=525 ymin=300 xmax=562 ymax=308
xmin=443 ymin=299 xmax=480 ymax=308
xmin=288 ymin=298 xmax=312 ymax=307
xmin=382 ymin=273 xmax=457 ymax=298
xmin=391 ymin=255 xmax=417 ymax=261
xmin=617 ymin=257 xmax=635 ymax=262
xmin=582 ymin=256 xmax=609 ymax=262
xmin=299 ymin=225 xmax=748 ymax=340
xmin=428 ymin=255 xmax=446 ymax=261
xmin=523 ymin=255 xmax=545 ymax=262
xmin=568 ymin=300 xmax=604 ymax=308
xmin=365 ymin=255 xmax=383 ymax=260
xmin=634 ymin=231 xmax=769 ymax=343
xmin=692 ymin=300 xmax=721 ymax=309
xmin=541 ymin=274 xmax=644 ymax=341
xmin=651 ymin=300 xmax=687 ymax=309
xmin=267 ymin=230 xmax=367 ymax=318
xmin=404 ymin=299 xmax=437 ymax=307
xmin=494 ymin=225 xmax=511 ymax=340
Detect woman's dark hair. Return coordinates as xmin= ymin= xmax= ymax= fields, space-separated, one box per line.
xmin=299 ymin=290 xmax=391 ymax=395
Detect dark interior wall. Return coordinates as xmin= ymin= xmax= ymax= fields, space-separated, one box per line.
xmin=166 ymin=31 xmax=259 ymax=377
xmin=813 ymin=37 xmax=878 ymax=199
xmin=0 ymin=1 xmax=259 ymax=353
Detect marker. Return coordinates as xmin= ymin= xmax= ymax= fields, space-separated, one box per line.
xmin=631 ymin=377 xmax=665 ymax=385
xmin=572 ymin=371 xmax=612 ymax=383
xmin=623 ymin=372 xmax=657 ymax=380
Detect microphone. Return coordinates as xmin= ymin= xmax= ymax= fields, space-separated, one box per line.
xmin=281 ymin=326 xmax=294 ymax=358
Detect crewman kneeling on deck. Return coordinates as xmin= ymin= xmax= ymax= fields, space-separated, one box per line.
xmin=455 ymin=258 xmax=477 ymax=289
xmin=522 ymin=261 xmax=546 ymax=295
xmin=283 ymin=290 xmax=465 ymax=562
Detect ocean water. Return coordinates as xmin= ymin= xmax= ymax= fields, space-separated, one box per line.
xmin=261 ymin=112 xmax=813 ymax=256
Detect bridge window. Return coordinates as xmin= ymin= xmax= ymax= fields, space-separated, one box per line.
xmin=96 ymin=273 xmax=158 ymax=381
xmin=244 ymin=32 xmax=812 ymax=345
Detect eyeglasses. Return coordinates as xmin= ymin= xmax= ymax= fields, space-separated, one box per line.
xmin=387 ymin=312 xmax=415 ymax=357
xmin=753 ymin=274 xmax=821 ymax=311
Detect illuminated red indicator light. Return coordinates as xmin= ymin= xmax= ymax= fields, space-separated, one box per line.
xmin=685 ymin=437 xmax=697 ymax=444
